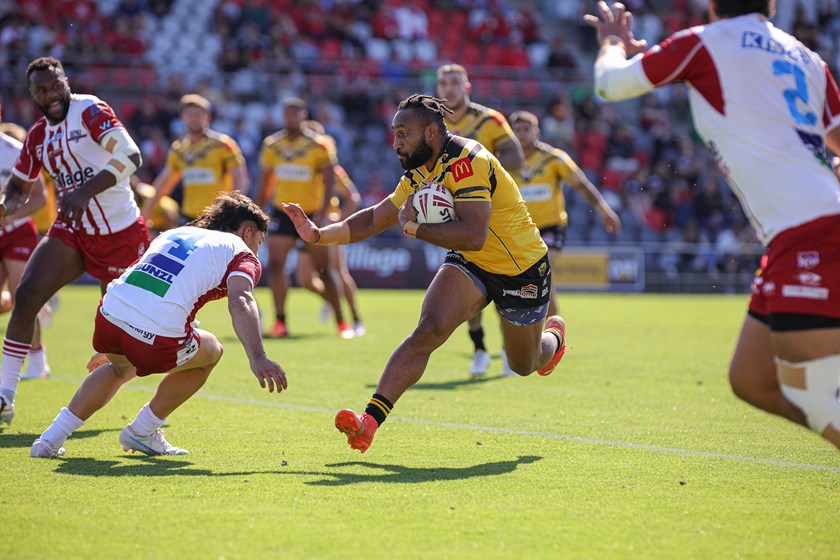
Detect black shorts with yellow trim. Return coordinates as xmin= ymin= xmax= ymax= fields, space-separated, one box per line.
xmin=539 ymin=224 xmax=567 ymax=251
xmin=443 ymin=251 xmax=551 ymax=326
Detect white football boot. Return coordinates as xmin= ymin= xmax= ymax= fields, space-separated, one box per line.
xmin=30 ymin=438 xmax=65 ymax=458
xmin=469 ymin=349 xmax=492 ymax=377
xmin=0 ymin=389 xmax=14 ymax=425
xmin=119 ymin=425 xmax=189 ymax=456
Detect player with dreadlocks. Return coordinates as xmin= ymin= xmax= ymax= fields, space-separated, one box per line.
xmin=283 ymin=94 xmax=567 ymax=452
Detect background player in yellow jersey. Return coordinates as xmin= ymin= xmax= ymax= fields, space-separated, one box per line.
xmin=296 ymin=120 xmax=366 ymax=336
xmin=436 ymin=63 xmax=526 ymax=376
xmin=257 ymin=99 xmax=351 ymax=339
xmin=506 ymin=110 xmax=621 ymax=375
xmin=283 ymin=95 xmax=568 ymax=453
xmin=143 ymin=94 xmax=248 ymax=223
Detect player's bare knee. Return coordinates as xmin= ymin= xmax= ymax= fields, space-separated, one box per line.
xmin=506 ymin=356 xmax=534 ymax=376
xmin=411 ymin=316 xmax=450 ymax=350
xmin=727 ymin=366 xmax=753 ymax=402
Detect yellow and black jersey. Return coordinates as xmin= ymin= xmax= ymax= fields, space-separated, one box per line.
xmin=259 ymin=128 xmax=337 ymax=214
xmin=444 ymin=102 xmax=517 ymax=154
xmin=389 ymin=134 xmax=546 ymax=276
xmin=510 ymin=141 xmax=580 ymax=229
xmin=166 ymin=130 xmax=245 ymax=218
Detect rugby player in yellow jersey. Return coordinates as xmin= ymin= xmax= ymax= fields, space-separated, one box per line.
xmin=296 ymin=120 xmax=366 ymax=336
xmin=143 ymin=94 xmax=248 ymax=223
xmin=506 ymin=110 xmax=621 ymax=375
xmin=283 ymin=95 xmax=568 ymax=453
xmin=257 ymin=99 xmax=350 ymax=339
xmin=437 ymin=63 xmax=526 ymax=377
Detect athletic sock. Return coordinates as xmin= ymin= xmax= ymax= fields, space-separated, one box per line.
xmin=276 ymin=313 xmax=286 ymax=323
xmin=1 ymin=338 xmax=31 ymax=395
xmin=129 ymin=402 xmax=165 ymax=436
xmin=41 ymin=407 xmax=84 ymax=448
xmin=468 ymin=327 xmax=486 ymax=352
xmin=27 ymin=345 xmax=48 ymax=374
xmin=364 ymin=393 xmax=393 ymax=426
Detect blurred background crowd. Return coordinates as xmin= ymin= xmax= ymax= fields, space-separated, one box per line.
xmin=1 ymin=0 xmax=839 ymax=290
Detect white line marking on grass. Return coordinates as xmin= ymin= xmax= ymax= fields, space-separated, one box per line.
xmin=54 ymin=378 xmax=840 ymax=473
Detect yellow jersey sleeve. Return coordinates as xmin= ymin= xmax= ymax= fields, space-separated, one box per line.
xmin=388 ymin=175 xmax=413 ymax=208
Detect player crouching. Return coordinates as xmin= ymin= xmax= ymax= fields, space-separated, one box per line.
xmin=31 ymin=192 xmax=286 ymax=458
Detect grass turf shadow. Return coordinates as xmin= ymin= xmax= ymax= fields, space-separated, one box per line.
xmin=0 ymin=429 xmax=118 ymax=449
xmin=302 ymin=455 xmax=542 ymax=486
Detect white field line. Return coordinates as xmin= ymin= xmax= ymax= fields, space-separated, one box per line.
xmin=53 ymin=377 xmax=840 ymax=473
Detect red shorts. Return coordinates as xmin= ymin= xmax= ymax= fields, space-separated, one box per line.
xmin=749 ymin=214 xmax=840 ymax=319
xmin=92 ymin=305 xmax=200 ymax=376
xmin=47 ymin=217 xmax=150 ymax=283
xmin=0 ymin=220 xmax=38 ymax=262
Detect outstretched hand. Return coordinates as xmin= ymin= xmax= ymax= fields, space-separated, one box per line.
xmin=250 ymin=355 xmax=288 ymax=394
xmin=584 ymin=1 xmax=648 ymax=56
xmin=281 ymin=203 xmax=321 ymax=244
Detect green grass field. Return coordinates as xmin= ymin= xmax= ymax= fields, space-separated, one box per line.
xmin=2 ymin=286 xmax=838 ymax=559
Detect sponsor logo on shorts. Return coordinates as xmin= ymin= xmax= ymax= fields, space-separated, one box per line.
xmin=177 ymin=336 xmax=199 ymax=365
xmin=796 ymin=271 xmax=822 ymax=286
xmin=797 ymin=251 xmax=820 ymax=270
xmin=781 ymin=284 xmax=829 ymax=300
xmin=502 ymin=284 xmax=538 ymax=299
xmin=450 ymin=157 xmax=474 ymax=182
xmin=762 ymin=281 xmax=776 ymax=296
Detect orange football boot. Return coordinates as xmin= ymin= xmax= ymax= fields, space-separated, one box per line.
xmin=335 ymin=409 xmax=379 ymax=452
xmin=536 ymin=315 xmax=567 ymax=376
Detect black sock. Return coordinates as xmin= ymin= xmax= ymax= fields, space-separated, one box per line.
xmin=364 ymin=393 xmax=393 ymax=426
xmin=468 ymin=327 xmax=486 ymax=352
xmin=276 ymin=313 xmax=286 ymax=323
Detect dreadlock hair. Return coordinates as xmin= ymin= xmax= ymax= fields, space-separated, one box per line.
xmin=187 ymin=191 xmax=269 ymax=234
xmin=26 ymin=56 xmax=65 ymax=81
xmin=397 ymin=94 xmax=454 ymax=134
xmin=714 ymin=0 xmax=772 ymax=17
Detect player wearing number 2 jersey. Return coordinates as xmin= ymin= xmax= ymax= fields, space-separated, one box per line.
xmin=31 ymin=192 xmax=286 ymax=458
xmin=0 ymin=57 xmax=150 ymax=427
xmin=587 ymin=1 xmax=840 ymax=449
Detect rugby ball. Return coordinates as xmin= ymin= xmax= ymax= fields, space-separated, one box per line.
xmin=413 ymin=183 xmax=456 ymax=224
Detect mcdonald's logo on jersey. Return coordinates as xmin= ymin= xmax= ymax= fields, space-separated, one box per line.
xmin=450 ymin=157 xmax=474 ymax=182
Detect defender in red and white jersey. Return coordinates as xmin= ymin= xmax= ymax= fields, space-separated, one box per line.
xmin=31 ymin=192 xmax=286 ymax=458
xmin=0 ymin=57 xmax=150 ymax=426
xmin=0 ymin=118 xmax=49 ymax=380
xmin=587 ymin=1 xmax=840 ymax=449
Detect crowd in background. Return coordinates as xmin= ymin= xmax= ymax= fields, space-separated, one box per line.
xmin=1 ymin=0 xmax=839 ymax=285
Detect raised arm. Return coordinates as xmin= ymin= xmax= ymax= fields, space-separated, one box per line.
xmin=227 ymin=275 xmax=287 ymax=394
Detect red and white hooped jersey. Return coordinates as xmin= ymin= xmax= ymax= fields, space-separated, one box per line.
xmin=102 ymin=226 xmax=262 ymax=338
xmin=0 ymin=131 xmax=37 ymax=235
xmin=12 ymin=93 xmax=140 ymax=236
xmin=600 ymin=14 xmax=840 ymax=246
